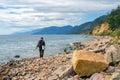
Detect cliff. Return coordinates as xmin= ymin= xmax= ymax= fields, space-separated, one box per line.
xmin=92 ymin=6 xmax=120 ymax=36
xmin=92 ymin=22 xmax=112 ymax=35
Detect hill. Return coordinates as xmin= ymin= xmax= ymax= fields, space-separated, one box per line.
xmin=92 ymin=6 xmax=120 ymax=36
xmin=32 ymin=25 xmax=73 ymax=34
xmin=13 ymin=15 xmax=106 ymax=35
xmin=13 ymin=25 xmax=73 ymax=35
xmin=71 ymin=15 xmax=106 ymax=34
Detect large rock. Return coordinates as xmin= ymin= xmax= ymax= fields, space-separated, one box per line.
xmin=72 ymin=50 xmax=108 ymax=76
xmin=104 ymin=44 xmax=120 ymax=63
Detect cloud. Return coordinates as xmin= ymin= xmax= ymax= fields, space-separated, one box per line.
xmin=0 ymin=0 xmax=120 ymax=34
xmin=0 ymin=27 xmax=26 ymax=35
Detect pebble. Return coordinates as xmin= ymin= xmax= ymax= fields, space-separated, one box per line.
xmin=0 ymin=54 xmax=72 ymax=79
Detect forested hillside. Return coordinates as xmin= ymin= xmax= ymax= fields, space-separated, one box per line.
xmin=92 ymin=6 xmax=120 ymax=36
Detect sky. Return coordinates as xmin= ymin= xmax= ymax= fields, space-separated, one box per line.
xmin=0 ymin=0 xmax=120 ymax=35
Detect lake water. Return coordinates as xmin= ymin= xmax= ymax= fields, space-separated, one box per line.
xmin=0 ymin=35 xmax=96 ymax=64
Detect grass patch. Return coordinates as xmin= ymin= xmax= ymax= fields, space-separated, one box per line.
xmin=111 ymin=29 xmax=120 ymax=37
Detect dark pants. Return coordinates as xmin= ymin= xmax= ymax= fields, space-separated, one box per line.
xmin=39 ymin=49 xmax=44 ymax=58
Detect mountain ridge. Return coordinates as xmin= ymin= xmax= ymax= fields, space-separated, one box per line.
xmin=12 ymin=15 xmax=107 ymax=35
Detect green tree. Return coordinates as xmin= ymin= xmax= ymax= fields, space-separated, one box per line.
xmin=108 ymin=5 xmax=120 ymax=30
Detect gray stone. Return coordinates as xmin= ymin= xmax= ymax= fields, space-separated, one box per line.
xmin=0 ymin=66 xmax=4 ymax=73
xmin=90 ymin=72 xmax=106 ymax=80
xmin=8 ymin=61 xmax=16 ymax=67
xmin=68 ymin=77 xmax=81 ymax=80
xmin=14 ymin=55 xmax=20 ymax=58
xmin=90 ymin=73 xmax=98 ymax=80
xmin=2 ymin=76 xmax=11 ymax=80
xmin=111 ymin=72 xmax=120 ymax=80
xmin=105 ymin=66 xmax=115 ymax=73
xmin=11 ymin=71 xmax=18 ymax=77
xmin=22 ymin=72 xmax=26 ymax=76
xmin=113 ymin=78 xmax=120 ymax=80
xmin=104 ymin=44 xmax=120 ymax=63
xmin=48 ymin=65 xmax=73 ymax=80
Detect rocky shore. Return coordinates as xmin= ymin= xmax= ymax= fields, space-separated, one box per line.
xmin=0 ymin=54 xmax=72 ymax=80
xmin=0 ymin=36 xmax=120 ymax=80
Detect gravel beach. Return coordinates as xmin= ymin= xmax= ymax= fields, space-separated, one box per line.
xmin=0 ymin=53 xmax=72 ymax=80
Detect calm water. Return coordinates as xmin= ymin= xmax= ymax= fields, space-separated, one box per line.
xmin=0 ymin=35 xmax=96 ymax=64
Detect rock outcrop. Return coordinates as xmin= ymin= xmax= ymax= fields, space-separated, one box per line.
xmin=92 ymin=22 xmax=112 ymax=35
xmin=72 ymin=50 xmax=108 ymax=76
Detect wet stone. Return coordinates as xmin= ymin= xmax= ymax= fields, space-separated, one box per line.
xmin=14 ymin=55 xmax=20 ymax=58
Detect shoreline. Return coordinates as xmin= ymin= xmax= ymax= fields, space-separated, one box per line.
xmin=0 ymin=34 xmax=96 ymax=65
xmin=0 ymin=36 xmax=114 ymax=80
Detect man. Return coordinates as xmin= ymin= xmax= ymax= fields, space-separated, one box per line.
xmin=36 ymin=37 xmax=45 ymax=58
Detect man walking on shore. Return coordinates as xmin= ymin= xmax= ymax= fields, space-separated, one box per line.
xmin=36 ymin=37 xmax=46 ymax=58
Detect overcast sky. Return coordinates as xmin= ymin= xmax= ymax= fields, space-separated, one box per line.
xmin=0 ymin=0 xmax=120 ymax=35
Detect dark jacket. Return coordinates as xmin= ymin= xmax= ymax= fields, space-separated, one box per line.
xmin=37 ymin=40 xmax=45 ymax=50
